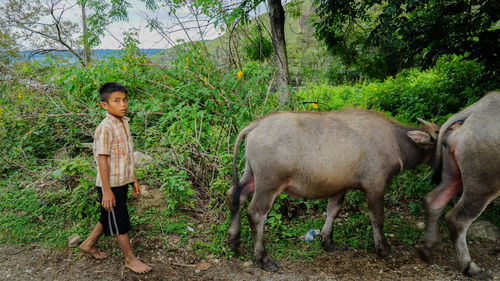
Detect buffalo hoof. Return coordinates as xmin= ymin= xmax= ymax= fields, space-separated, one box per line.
xmin=228 ymin=234 xmax=241 ymax=255
xmin=259 ymin=256 xmax=280 ymax=272
xmin=416 ymin=244 xmax=432 ymax=263
xmin=320 ymin=238 xmax=335 ymax=252
xmin=467 ymin=270 xmax=491 ymax=280
xmin=465 ymin=263 xmax=491 ymax=280
xmin=377 ymin=246 xmax=393 ymax=259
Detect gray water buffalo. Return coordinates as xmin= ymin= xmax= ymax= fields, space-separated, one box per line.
xmin=228 ymin=108 xmax=440 ymax=271
xmin=418 ymin=91 xmax=500 ymax=279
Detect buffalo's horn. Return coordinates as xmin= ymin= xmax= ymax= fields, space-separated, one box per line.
xmin=417 ymin=117 xmax=432 ymax=126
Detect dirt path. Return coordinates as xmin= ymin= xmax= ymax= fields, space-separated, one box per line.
xmin=1 ymin=239 xmax=498 ymax=281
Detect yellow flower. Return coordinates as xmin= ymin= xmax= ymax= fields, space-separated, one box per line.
xmin=389 ymin=76 xmax=393 ymax=79
xmin=374 ymin=97 xmax=379 ymax=101
xmin=396 ymin=73 xmax=399 ymax=77
xmin=186 ymin=56 xmax=189 ymax=63
xmin=163 ymin=75 xmax=168 ymax=80
xmin=453 ymin=57 xmax=456 ymax=61
xmin=71 ymin=75 xmax=75 ymax=80
xmin=374 ymin=87 xmax=377 ymax=91
xmin=18 ymin=93 xmax=23 ymax=98
xmin=123 ymin=65 xmax=127 ymax=71
xmin=311 ymin=103 xmax=318 ymax=109
xmin=41 ymin=98 xmax=45 ymax=101
xmin=28 ymin=131 xmax=32 ymax=135
xmin=237 ymin=70 xmax=244 ymax=78
xmin=203 ymin=77 xmax=208 ymax=85
xmin=41 ymin=113 xmax=45 ymax=117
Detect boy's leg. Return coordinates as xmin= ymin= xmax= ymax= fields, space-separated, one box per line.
xmin=80 ymin=221 xmax=107 ymax=259
xmin=116 ymin=233 xmax=151 ymax=274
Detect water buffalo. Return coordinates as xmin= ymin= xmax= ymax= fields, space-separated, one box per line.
xmin=228 ymin=108 xmax=439 ymax=271
xmin=418 ymin=91 xmax=500 ymax=279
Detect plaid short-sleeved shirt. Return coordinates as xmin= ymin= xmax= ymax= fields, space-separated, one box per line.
xmin=93 ymin=112 xmax=135 ymax=187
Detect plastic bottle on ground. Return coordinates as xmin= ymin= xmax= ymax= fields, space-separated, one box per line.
xmin=304 ymin=229 xmax=320 ymax=243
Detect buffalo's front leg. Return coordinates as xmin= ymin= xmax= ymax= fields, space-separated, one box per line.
xmin=366 ymin=189 xmax=391 ymax=258
xmin=320 ymin=191 xmax=346 ymax=252
xmin=247 ymin=186 xmax=280 ymax=271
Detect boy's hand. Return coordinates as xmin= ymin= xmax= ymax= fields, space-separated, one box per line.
xmin=102 ymin=190 xmax=116 ymax=211
xmin=132 ymin=181 xmax=141 ymax=198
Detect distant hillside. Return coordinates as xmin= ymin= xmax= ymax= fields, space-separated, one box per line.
xmin=204 ymin=0 xmax=320 ymax=55
xmin=152 ymin=0 xmax=326 ymax=76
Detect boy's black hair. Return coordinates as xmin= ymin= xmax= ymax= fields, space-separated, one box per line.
xmin=99 ymin=82 xmax=128 ymax=102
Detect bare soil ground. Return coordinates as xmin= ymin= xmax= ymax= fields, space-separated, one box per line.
xmin=1 ymin=238 xmax=498 ymax=281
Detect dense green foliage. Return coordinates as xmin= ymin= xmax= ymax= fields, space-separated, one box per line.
xmin=0 ymin=28 xmax=18 ymax=65
xmin=300 ymin=55 xmax=489 ymax=122
xmin=314 ymin=0 xmax=500 ymax=82
xmin=242 ymin=26 xmax=274 ymax=61
xmin=0 ymin=32 xmax=498 ymax=263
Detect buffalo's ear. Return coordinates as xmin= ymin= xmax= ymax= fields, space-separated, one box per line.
xmin=407 ymin=131 xmax=433 ymax=145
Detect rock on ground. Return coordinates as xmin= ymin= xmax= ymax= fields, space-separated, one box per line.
xmin=468 ymin=220 xmax=500 ymax=242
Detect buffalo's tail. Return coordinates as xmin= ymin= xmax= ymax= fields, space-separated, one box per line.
xmin=432 ymin=114 xmax=469 ymax=184
xmin=231 ymin=122 xmax=258 ymax=218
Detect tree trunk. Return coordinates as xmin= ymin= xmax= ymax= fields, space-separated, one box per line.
xmin=81 ymin=1 xmax=90 ymax=66
xmin=267 ymin=0 xmax=291 ymax=106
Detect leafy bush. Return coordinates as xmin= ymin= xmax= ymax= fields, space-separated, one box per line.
xmin=1 ymin=39 xmax=498 ymax=261
xmin=299 ymin=55 xmax=490 ymax=123
xmin=242 ymin=27 xmax=273 ymax=61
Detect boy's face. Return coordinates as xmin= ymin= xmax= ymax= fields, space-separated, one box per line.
xmin=102 ymin=91 xmax=128 ymax=118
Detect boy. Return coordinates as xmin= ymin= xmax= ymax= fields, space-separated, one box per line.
xmin=80 ymin=82 xmax=151 ymax=274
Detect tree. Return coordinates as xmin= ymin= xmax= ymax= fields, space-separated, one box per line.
xmin=314 ymin=0 xmax=500 ymax=76
xmin=0 ymin=0 xmax=130 ymax=66
xmin=80 ymin=0 xmax=130 ymax=65
xmin=267 ymin=0 xmax=291 ymax=105
xmin=143 ymin=0 xmax=293 ymax=106
xmin=0 ymin=0 xmax=83 ymax=62
xmin=0 ymin=28 xmax=19 ymax=72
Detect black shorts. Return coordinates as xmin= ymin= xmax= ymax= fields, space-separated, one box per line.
xmin=96 ymin=184 xmax=132 ymax=236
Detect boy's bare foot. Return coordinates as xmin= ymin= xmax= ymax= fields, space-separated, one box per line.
xmin=80 ymin=243 xmax=107 ymax=260
xmin=125 ymin=258 xmax=152 ymax=274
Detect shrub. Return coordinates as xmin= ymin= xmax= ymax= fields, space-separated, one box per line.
xmin=299 ymin=55 xmax=489 ymax=123
xmin=242 ymin=30 xmax=273 ymax=61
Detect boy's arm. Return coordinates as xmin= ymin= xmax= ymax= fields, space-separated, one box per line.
xmin=97 ymin=154 xmax=115 ymax=211
xmin=132 ymin=172 xmax=141 ymax=198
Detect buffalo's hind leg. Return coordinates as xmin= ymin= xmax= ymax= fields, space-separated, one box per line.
xmin=418 ymin=147 xmax=462 ymax=262
xmin=445 ymin=186 xmax=497 ymax=279
xmin=320 ymin=191 xmax=346 ymax=252
xmin=247 ymin=182 xmax=281 ymax=271
xmin=228 ymin=164 xmax=254 ymax=254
